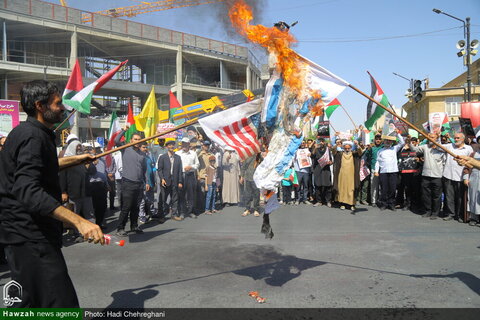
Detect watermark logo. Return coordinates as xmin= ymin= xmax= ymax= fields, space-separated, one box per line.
xmin=3 ymin=280 xmax=22 ymax=306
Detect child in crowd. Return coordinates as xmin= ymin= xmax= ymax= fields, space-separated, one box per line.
xmin=282 ymin=166 xmax=296 ymax=205
xmin=205 ymin=155 xmax=218 ymax=214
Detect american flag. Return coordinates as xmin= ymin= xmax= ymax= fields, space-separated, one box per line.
xmin=199 ymin=99 xmax=263 ymax=160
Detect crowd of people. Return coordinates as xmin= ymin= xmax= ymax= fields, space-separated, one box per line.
xmin=1 ymin=80 xmax=480 ymax=308
xmin=40 ymin=123 xmax=480 ymax=244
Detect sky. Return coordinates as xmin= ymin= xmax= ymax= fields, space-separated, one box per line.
xmin=46 ymin=0 xmax=480 ymax=132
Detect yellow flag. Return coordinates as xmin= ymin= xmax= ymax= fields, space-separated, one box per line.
xmin=134 ymin=86 xmax=159 ymax=138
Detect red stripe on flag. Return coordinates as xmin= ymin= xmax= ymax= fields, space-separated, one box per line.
xmin=213 ymin=129 xmax=245 ymax=159
xmin=223 ymin=124 xmax=250 ymax=158
xmin=240 ymin=118 xmax=261 ymax=153
xmin=232 ymin=120 xmax=256 ymax=157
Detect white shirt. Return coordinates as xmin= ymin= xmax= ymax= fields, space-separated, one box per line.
xmin=374 ymin=135 xmax=405 ymax=173
xmin=442 ymin=143 xmax=474 ymax=181
xmin=176 ymin=149 xmax=199 ymax=173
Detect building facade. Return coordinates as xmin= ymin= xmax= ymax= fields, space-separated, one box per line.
xmin=0 ymin=0 xmax=264 ymax=143
xmin=403 ymin=58 xmax=480 ymax=133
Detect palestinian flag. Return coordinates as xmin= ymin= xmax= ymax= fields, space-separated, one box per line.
xmin=364 ymin=71 xmax=389 ymax=130
xmin=441 ymin=113 xmax=451 ymax=134
xmin=324 ymin=98 xmax=341 ymax=119
xmin=63 ymin=60 xmax=128 ymax=114
xmin=57 ymin=59 xmax=83 ymax=130
xmin=105 ymin=111 xmax=121 ymax=168
xmin=124 ymin=101 xmax=137 ymax=143
xmin=169 ymin=91 xmax=181 ymax=123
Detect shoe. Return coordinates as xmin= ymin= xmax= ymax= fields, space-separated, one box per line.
xmin=378 ymin=206 xmax=386 ymax=211
xmin=253 ymin=211 xmax=261 ymax=217
xmin=241 ymin=210 xmax=251 ymax=217
xmin=443 ymin=216 xmax=454 ymax=221
xmin=457 ymin=218 xmax=464 ymax=223
xmin=340 ymin=206 xmax=345 ymax=210
xmin=131 ymin=227 xmax=143 ymax=234
xmin=350 ymin=207 xmax=356 ymax=214
xmin=206 ymin=211 xmax=213 ymax=215
xmin=422 ymin=213 xmax=432 ymax=218
xmin=359 ymin=201 xmax=368 ymax=205
xmin=305 ymin=200 xmax=312 ymax=204
xmin=371 ymin=203 xmax=377 ymax=208
xmin=172 ymin=216 xmax=183 ymax=221
xmin=430 ymin=216 xmax=437 ymax=220
xmin=469 ymin=221 xmax=477 ymax=226
xmin=313 ymin=203 xmax=319 ymax=207
xmin=116 ymin=229 xmax=128 ymax=237
xmin=139 ymin=217 xmax=147 ymax=225
xmin=327 ymin=202 xmax=332 ymax=208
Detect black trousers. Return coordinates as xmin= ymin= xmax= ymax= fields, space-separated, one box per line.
xmin=422 ymin=176 xmax=443 ymax=216
xmin=117 ymin=179 xmax=143 ymax=231
xmin=442 ymin=177 xmax=462 ymax=219
xmin=4 ymin=242 xmax=79 ymax=307
xmin=195 ymin=178 xmax=206 ymax=214
xmin=379 ymin=172 xmax=397 ymax=208
xmin=90 ymin=182 xmax=107 ymax=226
xmin=282 ymin=185 xmax=292 ymax=203
xmin=315 ymin=186 xmax=332 ymax=204
xmin=179 ymin=172 xmax=195 ymax=216
xmin=244 ymin=180 xmax=260 ymax=212
xmin=115 ymin=179 xmax=123 ymax=209
xmin=107 ymin=178 xmax=116 ymax=209
xmin=396 ymin=173 xmax=416 ymax=208
xmin=160 ymin=184 xmax=179 ymax=217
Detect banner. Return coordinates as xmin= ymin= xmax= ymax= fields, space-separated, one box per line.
xmin=296 ymin=148 xmax=312 ymax=169
xmin=0 ymin=100 xmax=20 ymax=136
xmin=156 ymin=123 xmax=178 ymax=138
xmin=461 ymin=102 xmax=480 ymax=128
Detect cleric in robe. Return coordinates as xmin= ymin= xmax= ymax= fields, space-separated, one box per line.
xmin=332 ymin=140 xmax=364 ymax=212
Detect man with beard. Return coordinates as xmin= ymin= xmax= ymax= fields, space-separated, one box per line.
xmin=332 ymin=140 xmax=364 ymax=213
xmin=312 ymin=138 xmax=333 ymax=207
xmin=409 ymin=133 xmax=446 ymax=220
xmin=0 ymin=80 xmax=103 ymax=307
xmin=441 ymin=132 xmax=473 ymax=222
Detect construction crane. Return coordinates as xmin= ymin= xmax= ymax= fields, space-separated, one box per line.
xmin=82 ymin=0 xmax=224 ymax=23
xmin=59 ymin=0 xmax=67 ymax=6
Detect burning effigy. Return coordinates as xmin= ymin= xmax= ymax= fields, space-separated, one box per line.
xmin=197 ymin=0 xmax=351 ymax=238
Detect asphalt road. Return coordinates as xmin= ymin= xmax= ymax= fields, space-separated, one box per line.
xmin=1 ymin=203 xmax=480 ymax=308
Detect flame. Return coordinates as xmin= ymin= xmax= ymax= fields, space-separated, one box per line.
xmin=229 ymin=0 xmax=308 ymax=96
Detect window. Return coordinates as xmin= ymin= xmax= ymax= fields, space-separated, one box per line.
xmin=445 ymin=96 xmax=463 ymax=116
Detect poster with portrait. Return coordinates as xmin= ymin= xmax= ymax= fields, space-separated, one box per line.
xmin=428 ymin=112 xmax=447 ymax=135
xmin=297 ymin=148 xmax=312 ymax=169
xmin=0 ymin=100 xmax=20 ymax=136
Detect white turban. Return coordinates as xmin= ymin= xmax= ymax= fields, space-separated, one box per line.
xmin=342 ymin=141 xmax=353 ymax=147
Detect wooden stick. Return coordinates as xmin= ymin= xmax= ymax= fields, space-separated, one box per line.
xmin=94 ymin=117 xmax=199 ymax=160
xmin=348 ymin=84 xmax=457 ymax=158
xmin=340 ymin=104 xmax=357 ymax=129
xmin=54 ymin=109 xmax=77 ymax=133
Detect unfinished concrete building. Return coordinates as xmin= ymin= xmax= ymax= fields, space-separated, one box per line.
xmin=0 ymin=0 xmax=264 ymax=142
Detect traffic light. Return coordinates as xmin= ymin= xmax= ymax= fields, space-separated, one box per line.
xmin=413 ymin=80 xmax=423 ymax=103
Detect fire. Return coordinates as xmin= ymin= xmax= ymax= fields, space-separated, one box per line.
xmin=229 ymin=0 xmax=308 ymax=96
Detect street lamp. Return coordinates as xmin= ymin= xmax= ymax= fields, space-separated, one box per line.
xmin=433 ymin=8 xmax=477 ymax=102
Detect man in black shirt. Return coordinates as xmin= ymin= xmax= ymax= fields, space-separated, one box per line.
xmin=0 ymin=80 xmax=104 ymax=307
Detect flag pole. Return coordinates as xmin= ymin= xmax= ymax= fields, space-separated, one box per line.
xmin=53 ymin=109 xmax=77 ymax=133
xmin=340 ymin=104 xmax=357 ymax=129
xmin=94 ymin=117 xmax=199 ymax=160
xmin=348 ymin=84 xmax=457 ymax=158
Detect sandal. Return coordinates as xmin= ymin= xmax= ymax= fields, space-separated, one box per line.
xmin=241 ymin=210 xmax=251 ymax=216
xmin=253 ymin=211 xmax=260 ymax=217
xmin=206 ymin=211 xmax=213 ymax=215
